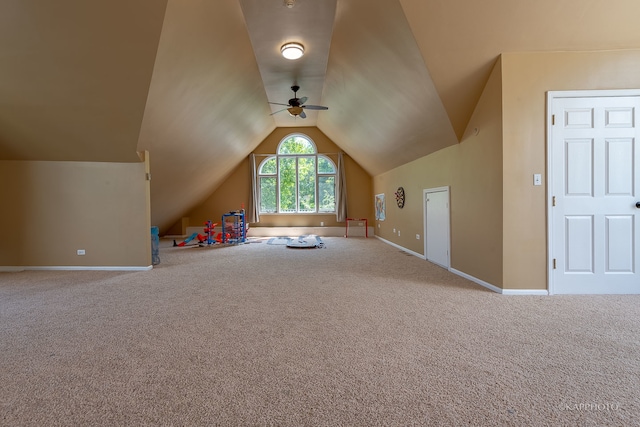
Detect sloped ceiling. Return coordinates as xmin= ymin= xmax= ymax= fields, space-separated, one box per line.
xmin=399 ymin=0 xmax=640 ymax=139
xmin=0 ymin=0 xmax=167 ymax=161
xmin=136 ymin=0 xmax=273 ymax=233
xmin=318 ymin=0 xmax=457 ymax=175
xmin=1 ymin=0 xmax=640 ymax=232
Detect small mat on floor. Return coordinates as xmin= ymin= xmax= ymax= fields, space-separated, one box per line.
xmin=267 ymin=237 xmax=292 ymax=245
xmin=287 ymin=235 xmax=324 ymax=249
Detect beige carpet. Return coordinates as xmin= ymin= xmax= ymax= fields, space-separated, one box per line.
xmin=1 ymin=237 xmax=638 ymax=426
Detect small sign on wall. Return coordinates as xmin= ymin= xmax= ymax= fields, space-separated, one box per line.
xmin=375 ymin=193 xmax=386 ymax=221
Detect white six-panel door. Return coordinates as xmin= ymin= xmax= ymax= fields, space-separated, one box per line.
xmin=549 ymin=91 xmax=640 ymax=294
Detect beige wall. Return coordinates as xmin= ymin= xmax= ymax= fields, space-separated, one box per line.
xmin=501 ymin=49 xmax=640 ymax=290
xmin=373 ymin=50 xmax=640 ymax=291
xmin=0 ymin=159 xmax=151 ymax=268
xmin=180 ymin=127 xmax=372 ymax=231
xmin=373 ymin=58 xmax=504 ymax=286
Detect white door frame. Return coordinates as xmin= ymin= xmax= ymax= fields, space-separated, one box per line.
xmin=423 ymin=186 xmax=451 ymax=268
xmin=546 ymin=89 xmax=640 ymax=295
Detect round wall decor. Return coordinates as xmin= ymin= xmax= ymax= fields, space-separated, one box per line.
xmin=395 ymin=187 xmax=405 ymax=208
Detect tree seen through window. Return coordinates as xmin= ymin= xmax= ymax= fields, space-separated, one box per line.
xmin=258 ymin=134 xmax=336 ymax=214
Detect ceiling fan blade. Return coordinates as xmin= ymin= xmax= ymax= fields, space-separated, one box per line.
xmin=302 ymin=105 xmax=329 ymax=110
xmin=269 ymin=87 xmax=325 ymax=118
xmin=270 ymin=108 xmax=289 ymax=116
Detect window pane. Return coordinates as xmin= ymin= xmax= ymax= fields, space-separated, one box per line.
xmin=260 ymin=157 xmax=277 ymax=174
xmin=279 ymin=157 xmax=296 ymax=212
xmin=259 ymin=177 xmax=277 ymax=212
xmin=318 ymin=156 xmax=335 ymax=174
xmin=298 ymin=156 xmax=316 ymax=212
xmin=318 ymin=176 xmax=335 ymax=212
xmin=278 ymin=136 xmax=315 ymax=154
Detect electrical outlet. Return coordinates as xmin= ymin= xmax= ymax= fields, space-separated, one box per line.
xmin=320 ymin=221 xmax=324 ymax=227
xmin=77 ymin=249 xmax=86 ymax=256
xmin=393 ymin=228 xmax=396 ymax=233
xmin=416 ymin=234 xmax=420 ymax=240
xmin=398 ymin=230 xmax=401 ymax=236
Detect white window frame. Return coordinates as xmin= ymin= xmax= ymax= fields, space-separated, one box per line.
xmin=258 ymin=134 xmax=337 ymax=214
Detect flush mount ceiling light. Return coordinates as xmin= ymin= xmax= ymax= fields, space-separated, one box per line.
xmin=281 ymin=42 xmax=304 ymax=60
xmin=283 ymin=0 xmax=296 ymax=8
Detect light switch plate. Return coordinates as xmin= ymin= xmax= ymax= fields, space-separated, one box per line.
xmin=533 ymin=174 xmax=542 ymax=186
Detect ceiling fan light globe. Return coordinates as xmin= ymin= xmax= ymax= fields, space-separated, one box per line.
xmin=287 ymin=106 xmax=303 ymax=116
xmin=281 ymin=43 xmax=304 ymax=60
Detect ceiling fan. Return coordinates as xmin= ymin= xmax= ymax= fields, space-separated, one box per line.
xmin=269 ymin=85 xmax=328 ymax=119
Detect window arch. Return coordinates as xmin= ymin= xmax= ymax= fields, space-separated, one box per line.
xmin=258 ymin=134 xmax=336 ymax=214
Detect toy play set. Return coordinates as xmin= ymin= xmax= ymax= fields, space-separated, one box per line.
xmin=173 ymin=209 xmax=247 ymax=248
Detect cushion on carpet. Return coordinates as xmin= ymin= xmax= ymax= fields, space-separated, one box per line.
xmin=286 ymin=235 xmax=324 ymax=248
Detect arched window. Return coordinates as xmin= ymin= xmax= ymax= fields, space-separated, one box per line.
xmin=258 ymin=134 xmax=336 ymax=214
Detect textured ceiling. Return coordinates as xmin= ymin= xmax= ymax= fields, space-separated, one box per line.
xmin=1 ymin=0 xmax=640 ymax=231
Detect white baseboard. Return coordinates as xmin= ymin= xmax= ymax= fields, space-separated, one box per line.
xmin=0 ymin=265 xmax=153 ymax=272
xmin=374 ymin=236 xmax=426 ymax=259
xmin=374 ymin=237 xmax=548 ymax=295
xmin=449 ymin=268 xmax=502 ymax=293
xmin=449 ymin=268 xmax=548 ymax=295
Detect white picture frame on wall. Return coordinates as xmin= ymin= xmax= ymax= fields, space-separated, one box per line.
xmin=375 ymin=193 xmax=385 ymax=221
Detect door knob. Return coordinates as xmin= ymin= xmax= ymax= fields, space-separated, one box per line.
xmin=637 ymin=202 xmax=640 ymax=209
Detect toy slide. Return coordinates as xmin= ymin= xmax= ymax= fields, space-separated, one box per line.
xmin=173 ymin=233 xmax=206 ymax=247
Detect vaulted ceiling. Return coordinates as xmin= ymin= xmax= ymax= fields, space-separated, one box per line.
xmin=2 ymin=0 xmax=640 ymax=231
